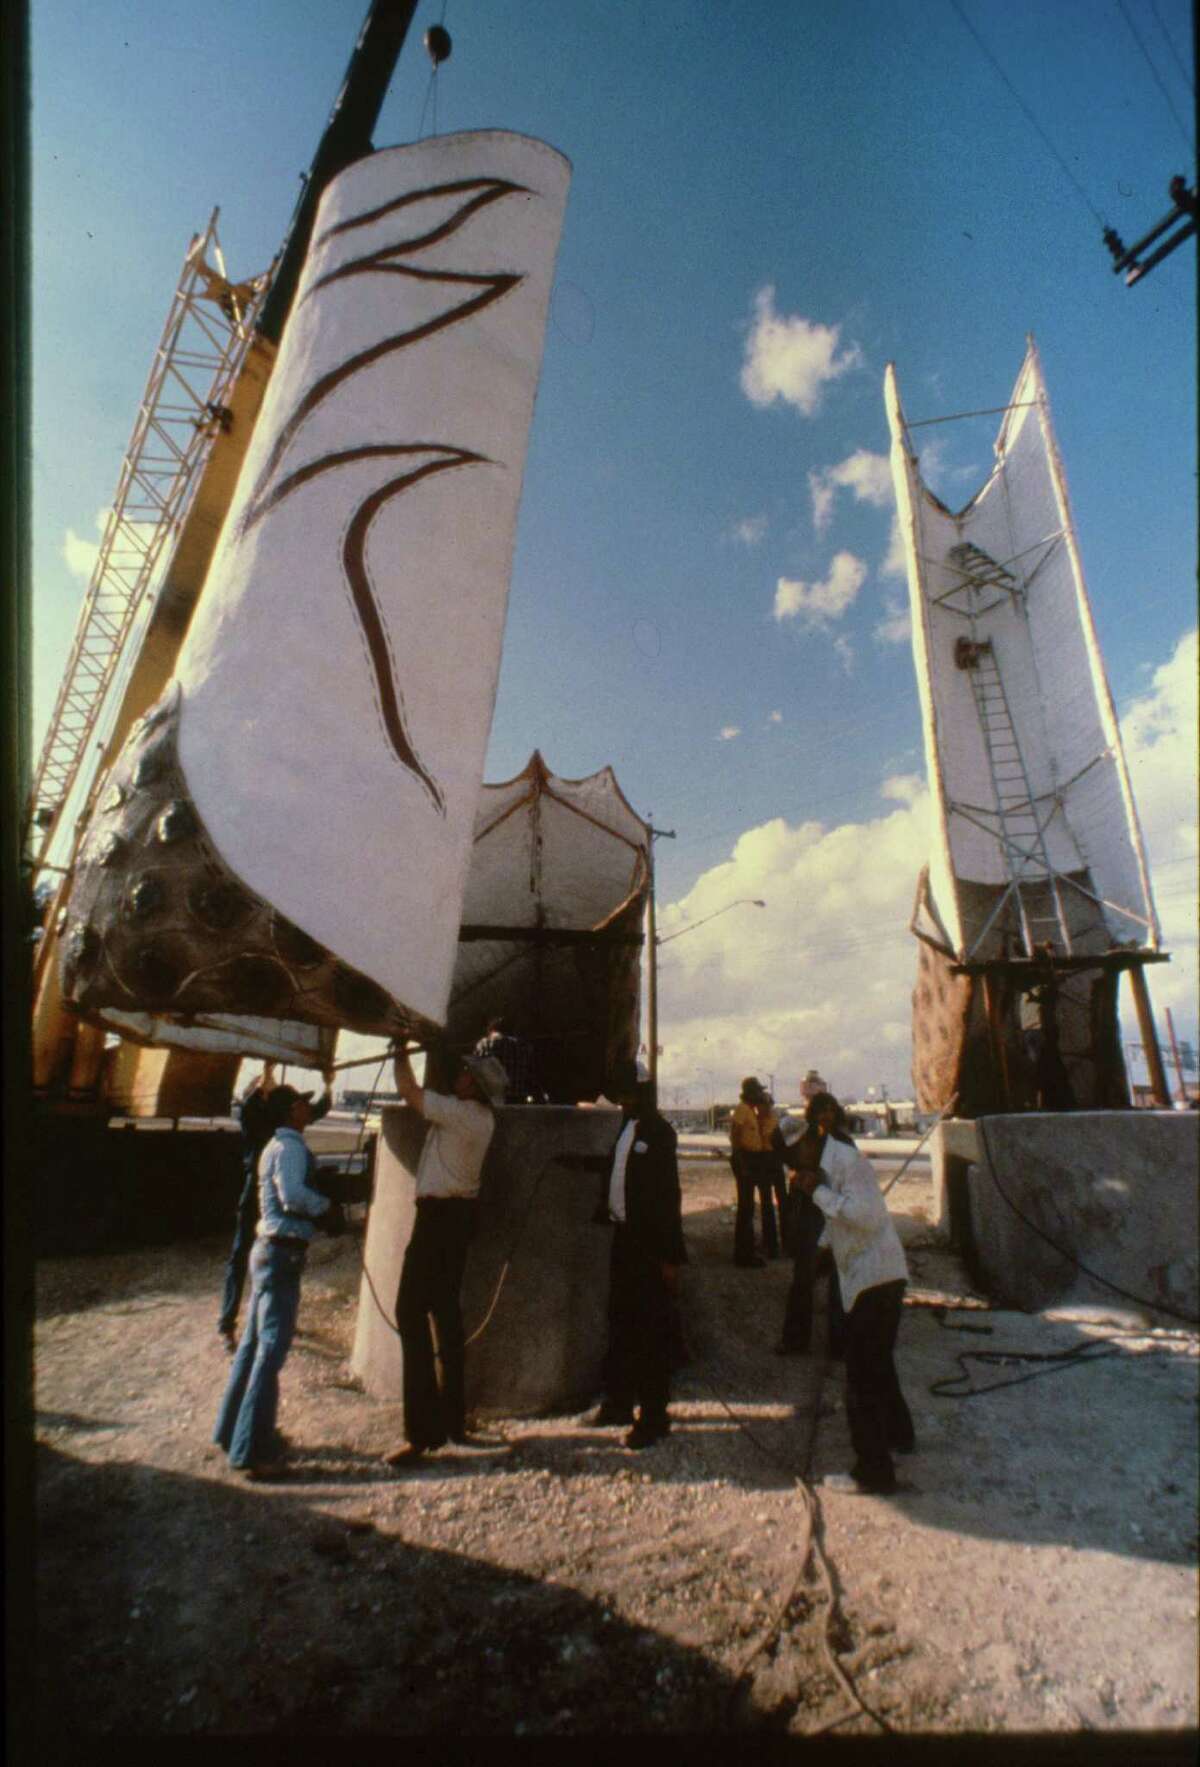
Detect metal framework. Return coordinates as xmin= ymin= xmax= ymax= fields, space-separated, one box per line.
xmin=893 ymin=364 xmax=1157 ymax=966
xmin=937 ymin=539 xmax=1073 ymax=959
xmin=26 ymin=212 xmax=267 ymax=878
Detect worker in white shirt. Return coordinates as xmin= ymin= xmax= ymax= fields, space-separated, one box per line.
xmin=786 ymin=1092 xmax=914 ymax=1495
xmin=384 ymin=1043 xmax=508 ymax=1466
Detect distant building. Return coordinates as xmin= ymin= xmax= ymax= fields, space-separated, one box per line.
xmin=842 ymin=1097 xmax=919 ymax=1137
xmin=342 ymin=1089 xmax=401 ymax=1113
xmin=799 ymin=1069 xmax=828 ymax=1103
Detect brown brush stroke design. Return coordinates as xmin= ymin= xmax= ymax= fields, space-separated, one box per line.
xmin=242 ymin=268 xmax=518 ymax=533
xmin=344 ymin=452 xmax=490 ymax=816
xmin=244 ymin=178 xmax=530 ymax=527
xmin=264 ymin=442 xmax=486 ymax=813
xmin=245 ymin=440 xmax=486 ymax=534
xmin=238 ymin=174 xmax=532 ymax=814
xmin=311 ymin=175 xmax=531 ymax=258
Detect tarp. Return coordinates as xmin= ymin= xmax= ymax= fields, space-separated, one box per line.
xmin=443 ymin=753 xmax=650 ymax=1100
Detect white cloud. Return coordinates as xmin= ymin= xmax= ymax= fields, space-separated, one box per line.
xmin=913 ymin=438 xmax=983 ymax=504
xmin=773 ymin=551 xmax=866 ymax=625
xmin=656 ymin=786 xmax=934 ymax=1102
xmin=809 ymin=449 xmax=893 ymax=535
xmin=833 ymin=634 xmax=855 ymax=673
xmin=62 ymin=508 xmax=110 ymax=580
xmin=874 ymin=593 xmax=911 ymax=645
xmin=655 ymin=630 xmax=1198 ymax=1109
xmin=880 ymin=773 xmax=923 ymax=806
xmin=808 ymin=473 xmax=836 ymax=535
xmin=718 ymin=725 xmax=741 ymax=741
xmin=740 ymin=287 xmax=862 ymax=416
xmin=730 ymin=514 xmax=768 ymax=546
xmin=1120 ymin=628 xmax=1198 ymax=1051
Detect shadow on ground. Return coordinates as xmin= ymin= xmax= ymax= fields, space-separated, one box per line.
xmin=34 ymin=1441 xmax=742 ymax=1740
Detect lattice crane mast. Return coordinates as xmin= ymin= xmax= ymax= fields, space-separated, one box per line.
xmin=26 ymin=213 xmax=266 ymax=883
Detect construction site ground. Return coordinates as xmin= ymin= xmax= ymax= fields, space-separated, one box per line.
xmin=28 ymin=1153 xmax=1199 ymax=1745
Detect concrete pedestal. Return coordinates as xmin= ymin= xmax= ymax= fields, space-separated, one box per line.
xmin=962 ymin=1111 xmax=1198 ymax=1320
xmin=929 ymin=1118 xmax=982 ymax=1240
xmin=351 ymin=1104 xmax=621 ymax=1417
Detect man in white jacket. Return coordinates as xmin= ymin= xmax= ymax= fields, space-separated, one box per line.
xmin=786 ymin=1093 xmax=914 ymax=1494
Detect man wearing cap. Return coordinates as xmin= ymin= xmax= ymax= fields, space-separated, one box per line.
xmin=217 ymin=1061 xmax=333 ymax=1352
xmin=213 ymin=1084 xmax=332 ymax=1478
xmin=384 ymin=1043 xmax=508 ymax=1466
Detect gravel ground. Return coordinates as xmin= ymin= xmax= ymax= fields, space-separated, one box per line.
xmin=28 ymin=1155 xmax=1200 ymax=1743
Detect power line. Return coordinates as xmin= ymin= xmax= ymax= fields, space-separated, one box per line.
xmin=948 ymin=0 xmax=1108 ymax=229
xmin=1116 ymin=0 xmax=1195 ymax=154
xmin=1149 ymin=0 xmax=1195 ymax=95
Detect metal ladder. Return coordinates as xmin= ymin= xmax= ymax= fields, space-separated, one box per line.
xmin=967 ymin=643 xmax=1072 ymax=955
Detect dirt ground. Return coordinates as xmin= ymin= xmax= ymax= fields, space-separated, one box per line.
xmin=28 ymin=1155 xmax=1200 ymax=1744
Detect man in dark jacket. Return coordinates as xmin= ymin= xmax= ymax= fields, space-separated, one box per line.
xmin=587 ymin=1059 xmax=688 ymax=1449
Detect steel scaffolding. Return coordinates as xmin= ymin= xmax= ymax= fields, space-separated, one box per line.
xmin=25 ymin=212 xmax=267 ymax=878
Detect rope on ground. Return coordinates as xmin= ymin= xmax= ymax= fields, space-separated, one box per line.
xmin=689 ymin=1353 xmax=891 ymax=1736
xmin=929 ymin=1332 xmax=1189 ymax=1400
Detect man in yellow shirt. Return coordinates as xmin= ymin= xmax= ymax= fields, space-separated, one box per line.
xmin=728 ymin=1075 xmax=768 ymax=1267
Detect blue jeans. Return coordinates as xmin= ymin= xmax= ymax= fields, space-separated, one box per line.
xmin=213 ymin=1237 xmax=305 ymax=1467
xmin=218 ymin=1166 xmax=259 ymax=1334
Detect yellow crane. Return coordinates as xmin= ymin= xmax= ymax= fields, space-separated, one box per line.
xmin=29 ymin=1 xmax=419 ymax=1119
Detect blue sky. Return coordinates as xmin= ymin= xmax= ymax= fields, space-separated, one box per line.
xmin=31 ymin=0 xmax=1197 ymax=1100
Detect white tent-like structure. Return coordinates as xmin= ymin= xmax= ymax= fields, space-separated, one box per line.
xmin=886 ymin=340 xmax=1167 ymax=1114
xmin=443 ymin=753 xmax=650 ymax=1102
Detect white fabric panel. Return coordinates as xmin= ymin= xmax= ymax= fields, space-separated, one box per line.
xmin=175 ymin=133 xmax=570 ymax=1024
xmin=886 ymin=344 xmax=1157 ymax=953
xmin=96 ymin=1010 xmax=330 ymax=1065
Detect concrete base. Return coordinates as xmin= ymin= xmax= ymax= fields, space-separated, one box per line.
xmin=962 ymin=1111 xmax=1198 ymax=1320
xmin=929 ymin=1119 xmax=982 ymax=1240
xmin=351 ymin=1104 xmax=621 ymax=1417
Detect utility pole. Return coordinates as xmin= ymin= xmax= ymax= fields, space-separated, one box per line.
xmin=644 ymin=819 xmax=675 ymax=1107
xmin=1127 ymin=965 xmax=1172 ymax=1109
xmin=1164 ymin=1007 xmax=1188 ymax=1106
xmin=1104 ymin=175 xmax=1198 ymax=288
